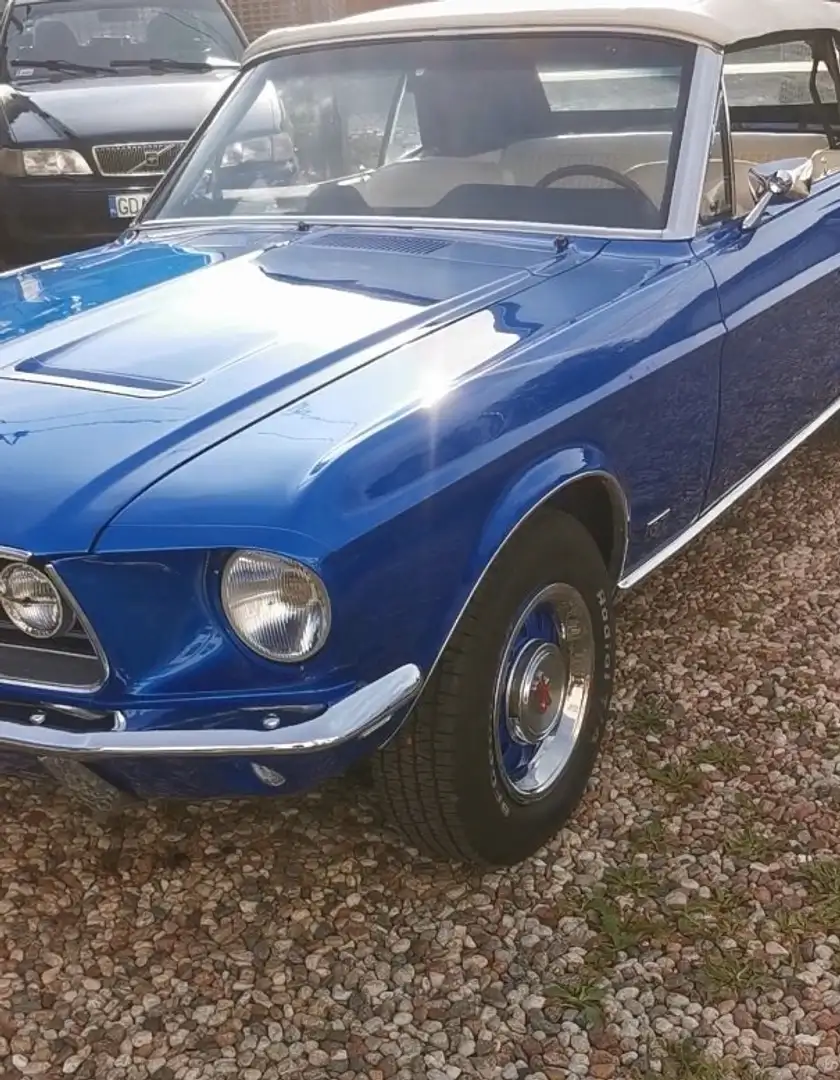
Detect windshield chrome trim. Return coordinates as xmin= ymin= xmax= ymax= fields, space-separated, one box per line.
xmin=138 ymin=214 xmax=670 ymax=241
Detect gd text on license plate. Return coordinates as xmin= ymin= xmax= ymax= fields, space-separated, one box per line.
xmin=108 ymin=192 xmax=151 ymax=219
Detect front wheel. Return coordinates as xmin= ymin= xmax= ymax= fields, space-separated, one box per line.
xmin=374 ymin=509 xmax=615 ymax=867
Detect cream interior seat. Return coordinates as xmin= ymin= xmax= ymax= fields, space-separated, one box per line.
xmin=625 ymin=158 xmax=760 ymax=219
xmin=500 ymin=132 xmax=674 ymax=187
xmin=731 ymin=130 xmax=829 ymax=162
xmin=351 ymin=157 xmax=515 ymax=209
xmin=352 ymin=106 xmax=836 ymax=219
xmin=811 ymin=146 xmax=840 ymax=180
xmin=357 ymin=62 xmax=549 ymax=209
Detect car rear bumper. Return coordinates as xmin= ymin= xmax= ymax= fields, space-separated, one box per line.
xmin=0 ymin=175 xmax=156 ymax=262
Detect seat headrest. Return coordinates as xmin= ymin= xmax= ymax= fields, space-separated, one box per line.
xmin=412 ymin=65 xmax=552 ymax=158
xmin=33 ymin=20 xmax=78 ymax=56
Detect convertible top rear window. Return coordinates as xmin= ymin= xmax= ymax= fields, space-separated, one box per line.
xmin=148 ymin=32 xmax=696 ymax=232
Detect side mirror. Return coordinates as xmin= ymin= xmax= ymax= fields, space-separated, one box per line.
xmin=743 ymin=156 xmax=813 ymax=231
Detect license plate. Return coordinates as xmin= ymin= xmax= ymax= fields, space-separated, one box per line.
xmin=108 ymin=192 xmax=150 ymax=219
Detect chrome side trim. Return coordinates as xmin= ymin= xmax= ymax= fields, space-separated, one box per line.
xmin=0 ymin=663 xmax=422 ymax=758
xmin=668 ymin=46 xmax=724 ymax=239
xmin=423 ymin=469 xmax=629 ymax=691
xmin=618 ymin=394 xmax=840 ymax=590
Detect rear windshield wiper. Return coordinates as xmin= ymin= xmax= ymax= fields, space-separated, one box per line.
xmin=111 ymin=58 xmax=238 ymax=73
xmin=10 ymin=58 xmax=114 ymax=75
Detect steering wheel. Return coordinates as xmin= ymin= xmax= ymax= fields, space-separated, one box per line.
xmin=534 ymin=162 xmax=653 ymax=202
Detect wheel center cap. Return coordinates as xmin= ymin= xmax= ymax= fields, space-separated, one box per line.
xmin=506 ymin=640 xmax=568 ymax=745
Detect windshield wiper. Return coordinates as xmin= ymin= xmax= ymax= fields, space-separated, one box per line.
xmin=10 ymin=58 xmax=114 ymax=76
xmin=111 ymin=58 xmax=238 ymax=73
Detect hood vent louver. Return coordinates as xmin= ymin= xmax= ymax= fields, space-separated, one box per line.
xmin=302 ymin=232 xmax=452 ymax=257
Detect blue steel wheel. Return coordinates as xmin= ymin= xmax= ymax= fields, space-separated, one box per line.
xmin=374 ymin=508 xmax=615 ymax=868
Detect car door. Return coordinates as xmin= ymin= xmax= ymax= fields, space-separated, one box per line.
xmin=692 ymin=34 xmax=840 ymax=504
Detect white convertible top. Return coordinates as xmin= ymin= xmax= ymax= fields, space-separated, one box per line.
xmin=245 ymin=0 xmax=840 ymax=62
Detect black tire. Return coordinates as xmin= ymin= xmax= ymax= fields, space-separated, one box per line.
xmin=373 ymin=508 xmax=615 ymax=867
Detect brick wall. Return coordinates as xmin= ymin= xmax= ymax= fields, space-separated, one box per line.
xmin=228 ymin=0 xmax=413 ymax=42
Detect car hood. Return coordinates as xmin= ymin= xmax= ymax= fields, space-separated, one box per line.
xmin=1 ymin=71 xmax=236 ymax=143
xmin=0 ymin=225 xmax=602 ymax=555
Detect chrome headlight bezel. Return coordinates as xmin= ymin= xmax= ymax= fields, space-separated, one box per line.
xmin=220 ymin=549 xmax=332 ymax=663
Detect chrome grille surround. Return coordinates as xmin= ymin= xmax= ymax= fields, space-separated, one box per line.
xmin=0 ymin=548 xmax=108 ymax=692
xmin=92 ymin=140 xmax=186 ymax=178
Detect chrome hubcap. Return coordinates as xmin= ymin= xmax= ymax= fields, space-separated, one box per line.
xmin=493 ymin=583 xmax=595 ymax=802
xmin=506 ymin=640 xmax=568 ymax=744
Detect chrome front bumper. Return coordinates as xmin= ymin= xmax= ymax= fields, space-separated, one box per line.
xmin=0 ymin=664 xmax=422 ymax=759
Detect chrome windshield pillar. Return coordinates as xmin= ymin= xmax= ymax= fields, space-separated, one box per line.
xmin=666 ymin=44 xmax=725 ymax=240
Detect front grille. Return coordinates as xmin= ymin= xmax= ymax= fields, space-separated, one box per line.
xmin=0 ymin=556 xmax=106 ymax=691
xmin=92 ymin=140 xmax=186 ymax=178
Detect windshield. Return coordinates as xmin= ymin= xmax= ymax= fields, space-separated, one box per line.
xmin=148 ymin=33 xmax=696 ymax=233
xmin=4 ymin=0 xmax=243 ymax=80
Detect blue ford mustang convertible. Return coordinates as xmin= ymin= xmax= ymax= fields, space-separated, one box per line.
xmin=1 ymin=0 xmax=839 ymax=866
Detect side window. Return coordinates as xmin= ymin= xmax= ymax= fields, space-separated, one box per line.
xmin=699 ymin=91 xmax=733 ymax=225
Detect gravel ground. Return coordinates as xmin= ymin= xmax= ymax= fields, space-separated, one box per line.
xmin=3 ymin=427 xmax=840 ymax=1080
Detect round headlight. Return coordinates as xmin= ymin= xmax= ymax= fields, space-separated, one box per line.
xmin=0 ymin=563 xmax=66 ymax=639
xmin=221 ymin=551 xmax=331 ymax=662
